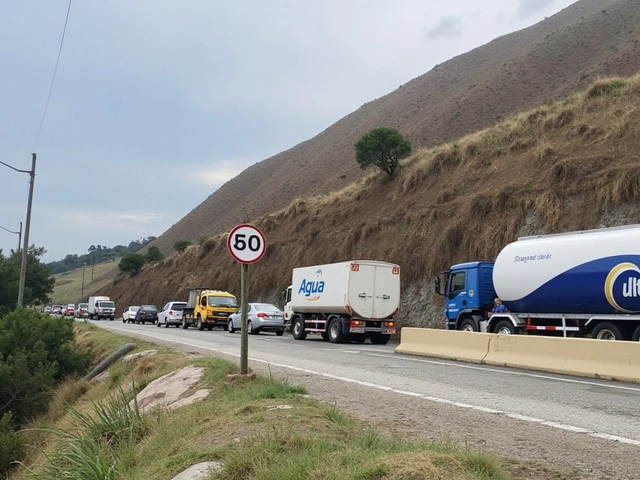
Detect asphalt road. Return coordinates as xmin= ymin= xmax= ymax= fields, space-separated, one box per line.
xmin=88 ymin=319 xmax=640 ymax=479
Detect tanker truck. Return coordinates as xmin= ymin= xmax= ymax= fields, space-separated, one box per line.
xmin=435 ymin=225 xmax=640 ymax=341
xmin=283 ymin=260 xmax=400 ymax=345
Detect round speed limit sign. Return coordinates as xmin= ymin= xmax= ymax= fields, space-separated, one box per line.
xmin=227 ymin=224 xmax=266 ymax=264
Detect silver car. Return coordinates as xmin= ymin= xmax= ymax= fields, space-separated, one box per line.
xmin=227 ymin=303 xmax=285 ymax=336
xmin=122 ymin=306 xmax=140 ymax=323
xmin=157 ymin=301 xmax=187 ymax=328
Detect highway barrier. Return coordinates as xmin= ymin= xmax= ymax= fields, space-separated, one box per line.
xmin=396 ymin=327 xmax=491 ymax=363
xmin=396 ymin=328 xmax=640 ymax=383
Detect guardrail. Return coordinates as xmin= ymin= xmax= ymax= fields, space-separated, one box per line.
xmin=396 ymin=328 xmax=640 ymax=383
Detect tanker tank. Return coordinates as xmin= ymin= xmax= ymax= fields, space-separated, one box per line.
xmin=493 ymin=225 xmax=640 ymax=314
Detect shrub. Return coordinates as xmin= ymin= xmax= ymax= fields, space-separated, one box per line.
xmin=0 ymin=413 xmax=24 ymax=479
xmin=173 ymin=240 xmax=191 ymax=252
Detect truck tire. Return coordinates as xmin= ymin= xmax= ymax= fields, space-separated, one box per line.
xmin=197 ymin=315 xmax=204 ymax=331
xmin=292 ymin=317 xmax=307 ymax=340
xmin=328 ymin=318 xmax=345 ymax=343
xmin=370 ymin=333 xmax=390 ymax=345
xmin=494 ymin=320 xmax=515 ymax=335
xmin=459 ymin=318 xmax=477 ymax=332
xmin=591 ymin=322 xmax=625 ymax=340
xmin=632 ymin=325 xmax=640 ymax=342
xmin=182 ymin=317 xmax=189 ymax=329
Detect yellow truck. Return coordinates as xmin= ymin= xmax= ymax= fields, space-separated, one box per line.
xmin=181 ymin=288 xmax=238 ymax=330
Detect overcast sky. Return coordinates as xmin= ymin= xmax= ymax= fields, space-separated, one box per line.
xmin=0 ymin=0 xmax=578 ymax=263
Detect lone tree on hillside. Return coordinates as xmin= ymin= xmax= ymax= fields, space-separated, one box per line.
xmin=354 ymin=127 xmax=412 ymax=180
xmin=118 ymin=253 xmax=146 ymax=275
xmin=173 ymin=240 xmax=191 ymax=253
xmin=145 ymin=246 xmax=164 ymax=263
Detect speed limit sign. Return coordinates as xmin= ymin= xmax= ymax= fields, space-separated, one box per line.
xmin=227 ymin=224 xmax=266 ymax=264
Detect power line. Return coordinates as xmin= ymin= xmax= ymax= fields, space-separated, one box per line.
xmin=31 ymin=0 xmax=73 ymax=151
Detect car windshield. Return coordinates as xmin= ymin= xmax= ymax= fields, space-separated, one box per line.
xmin=130 ymin=306 xmax=140 ymax=311
xmin=208 ymin=296 xmax=237 ymax=307
xmin=171 ymin=303 xmax=187 ymax=311
xmin=99 ymin=301 xmax=114 ymax=308
xmin=253 ymin=303 xmax=281 ymax=313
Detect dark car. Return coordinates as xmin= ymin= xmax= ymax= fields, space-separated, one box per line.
xmin=134 ymin=305 xmax=158 ymax=325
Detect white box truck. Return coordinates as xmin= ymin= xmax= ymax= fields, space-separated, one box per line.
xmin=283 ymin=260 xmax=400 ymax=345
xmin=87 ymin=295 xmax=116 ymax=321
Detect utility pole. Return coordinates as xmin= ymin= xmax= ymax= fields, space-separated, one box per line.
xmin=81 ymin=262 xmax=86 ymax=299
xmin=0 ymin=222 xmax=21 ymax=252
xmin=17 ymin=153 xmax=36 ymax=308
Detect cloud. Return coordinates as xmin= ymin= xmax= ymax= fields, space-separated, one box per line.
xmin=56 ymin=211 xmax=164 ymax=230
xmin=184 ymin=160 xmax=254 ymax=186
xmin=425 ymin=15 xmax=464 ymax=39
xmin=514 ymin=0 xmax=558 ymax=18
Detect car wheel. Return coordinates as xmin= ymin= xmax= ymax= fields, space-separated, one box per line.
xmin=122 ymin=317 xmax=126 ymax=323
xmin=164 ymin=319 xmax=169 ymax=328
xmin=228 ymin=319 xmax=235 ymax=333
xmin=276 ymin=330 xmax=284 ymax=336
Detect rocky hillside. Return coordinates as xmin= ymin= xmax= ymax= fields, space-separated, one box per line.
xmin=104 ymin=74 xmax=640 ymax=327
xmin=151 ymin=0 xmax=640 ymax=254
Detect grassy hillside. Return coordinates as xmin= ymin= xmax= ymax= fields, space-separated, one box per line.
xmin=151 ymin=0 xmax=640 ymax=255
xmin=51 ymin=260 xmax=120 ymax=305
xmin=101 ymin=75 xmax=640 ymax=327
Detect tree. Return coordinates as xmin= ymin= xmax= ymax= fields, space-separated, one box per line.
xmin=145 ymin=246 xmax=164 ymax=263
xmin=0 ymin=246 xmax=55 ymax=314
xmin=118 ymin=253 xmax=146 ymax=275
xmin=173 ymin=240 xmax=191 ymax=253
xmin=354 ymin=127 xmax=412 ymax=179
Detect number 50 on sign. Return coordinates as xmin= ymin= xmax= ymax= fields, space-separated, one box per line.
xmin=227 ymin=224 xmax=266 ymax=264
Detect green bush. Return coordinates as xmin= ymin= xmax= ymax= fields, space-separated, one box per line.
xmin=0 ymin=413 xmax=24 ymax=479
xmin=0 ymin=309 xmax=91 ymax=424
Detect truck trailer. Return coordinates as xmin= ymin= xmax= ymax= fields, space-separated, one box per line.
xmin=284 ymin=260 xmax=400 ymax=345
xmin=435 ymin=225 xmax=640 ymax=341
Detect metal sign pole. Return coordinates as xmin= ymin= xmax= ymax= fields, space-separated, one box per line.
xmin=240 ymin=262 xmax=249 ymax=374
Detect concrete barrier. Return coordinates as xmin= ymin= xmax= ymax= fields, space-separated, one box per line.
xmin=395 ymin=328 xmax=640 ymax=383
xmin=483 ymin=334 xmax=640 ymax=383
xmin=396 ymin=327 xmax=491 ymax=363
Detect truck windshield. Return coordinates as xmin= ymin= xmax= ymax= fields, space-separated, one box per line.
xmin=208 ymin=296 xmax=237 ymax=308
xmin=99 ymin=301 xmax=115 ymax=308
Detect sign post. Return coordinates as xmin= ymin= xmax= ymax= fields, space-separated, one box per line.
xmin=227 ymin=224 xmax=266 ymax=375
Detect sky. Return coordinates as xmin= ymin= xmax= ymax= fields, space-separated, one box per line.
xmin=0 ymin=0 xmax=579 ymax=263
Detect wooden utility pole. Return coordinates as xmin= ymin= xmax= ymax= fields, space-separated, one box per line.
xmin=17 ymin=153 xmax=36 ymax=308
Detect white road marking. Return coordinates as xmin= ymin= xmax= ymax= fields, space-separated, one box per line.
xmin=100 ymin=327 xmax=640 ymax=447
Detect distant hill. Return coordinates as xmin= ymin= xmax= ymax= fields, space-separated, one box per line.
xmin=151 ymin=0 xmax=640 ymax=254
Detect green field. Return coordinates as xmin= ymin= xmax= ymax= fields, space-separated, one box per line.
xmin=50 ymin=260 xmax=119 ymax=304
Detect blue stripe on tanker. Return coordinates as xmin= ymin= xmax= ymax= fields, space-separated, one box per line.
xmin=500 ymin=255 xmax=640 ymax=314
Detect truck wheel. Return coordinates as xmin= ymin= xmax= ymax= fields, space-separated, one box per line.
xmin=591 ymin=322 xmax=625 ymax=340
xmin=494 ymin=320 xmax=515 ymax=335
xmin=197 ymin=315 xmax=204 ymax=331
xmin=182 ymin=317 xmax=188 ymax=329
xmin=292 ymin=317 xmax=307 ymax=340
xmin=632 ymin=325 xmax=640 ymax=342
xmin=228 ymin=320 xmax=235 ymax=333
xmin=370 ymin=333 xmax=390 ymax=345
xmin=328 ymin=318 xmax=345 ymax=343
xmin=460 ymin=319 xmax=477 ymax=332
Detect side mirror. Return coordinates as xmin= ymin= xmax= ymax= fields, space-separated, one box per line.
xmin=434 ymin=276 xmax=441 ymax=295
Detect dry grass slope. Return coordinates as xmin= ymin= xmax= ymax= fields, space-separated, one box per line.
xmin=150 ymin=0 xmax=640 ymax=256
xmin=102 ymin=74 xmax=640 ymax=328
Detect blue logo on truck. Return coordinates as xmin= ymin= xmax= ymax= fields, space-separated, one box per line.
xmin=605 ymin=262 xmax=640 ymax=313
xmin=298 ymin=269 xmax=324 ymax=301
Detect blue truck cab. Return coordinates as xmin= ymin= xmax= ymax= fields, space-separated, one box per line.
xmin=435 ymin=261 xmax=497 ymax=331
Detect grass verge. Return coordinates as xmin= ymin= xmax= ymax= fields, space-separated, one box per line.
xmin=14 ymin=324 xmax=579 ymax=480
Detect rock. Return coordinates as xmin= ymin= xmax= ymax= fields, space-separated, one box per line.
xmin=123 ymin=350 xmax=158 ymax=362
xmin=170 ymin=461 xmax=223 ymax=480
xmin=267 ymin=405 xmax=293 ymax=411
xmin=130 ymin=365 xmax=210 ymax=412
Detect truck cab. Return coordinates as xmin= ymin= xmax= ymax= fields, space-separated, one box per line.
xmin=182 ymin=288 xmax=238 ymax=330
xmin=435 ymin=261 xmax=496 ymax=332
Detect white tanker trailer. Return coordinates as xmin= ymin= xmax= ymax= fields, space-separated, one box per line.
xmin=434 ymin=225 xmax=640 ymax=341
